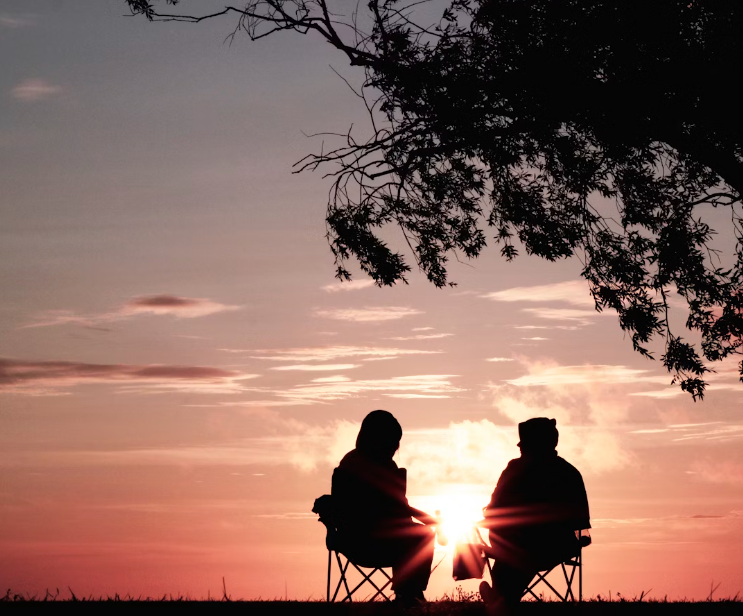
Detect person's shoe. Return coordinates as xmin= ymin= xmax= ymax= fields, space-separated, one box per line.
xmin=479 ymin=580 xmax=495 ymax=604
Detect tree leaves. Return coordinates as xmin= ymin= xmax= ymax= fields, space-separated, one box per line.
xmin=125 ymin=0 xmax=743 ymax=397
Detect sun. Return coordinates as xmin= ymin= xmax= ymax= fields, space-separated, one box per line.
xmin=413 ymin=486 xmax=490 ymax=548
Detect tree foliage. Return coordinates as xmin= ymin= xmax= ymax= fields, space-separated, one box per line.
xmin=125 ymin=0 xmax=743 ymax=398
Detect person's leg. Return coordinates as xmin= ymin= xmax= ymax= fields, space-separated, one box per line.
xmin=390 ymin=523 xmax=435 ymax=602
xmin=480 ymin=561 xmax=534 ymax=615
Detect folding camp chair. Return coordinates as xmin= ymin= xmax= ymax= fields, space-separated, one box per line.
xmin=479 ymin=529 xmax=591 ymax=602
xmin=313 ymin=494 xmax=394 ymax=602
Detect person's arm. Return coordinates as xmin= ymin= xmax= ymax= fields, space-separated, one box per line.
xmin=408 ymin=506 xmax=437 ymax=526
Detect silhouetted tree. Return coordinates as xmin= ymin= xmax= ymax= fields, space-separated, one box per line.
xmin=125 ymin=0 xmax=743 ymax=398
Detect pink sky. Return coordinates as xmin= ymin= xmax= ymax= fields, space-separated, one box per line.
xmin=1 ymin=0 xmax=742 ymax=601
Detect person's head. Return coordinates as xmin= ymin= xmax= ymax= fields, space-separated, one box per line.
xmin=356 ymin=410 xmax=402 ymax=460
xmin=518 ymin=417 xmax=558 ymax=454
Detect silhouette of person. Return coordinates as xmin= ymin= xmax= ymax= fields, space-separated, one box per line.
xmin=331 ymin=410 xmax=436 ymax=604
xmin=479 ymin=418 xmax=590 ymax=613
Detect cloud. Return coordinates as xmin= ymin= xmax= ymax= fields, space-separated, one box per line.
xmin=270 ymin=374 xmax=463 ymax=403
xmin=321 ymin=280 xmax=375 ymax=292
xmin=311 ymin=376 xmax=351 ymax=383
xmin=191 ymin=400 xmax=313 ymax=408
xmin=690 ymin=460 xmax=743 ymax=485
xmin=632 ymin=359 xmax=743 ymax=398
xmin=241 ymin=417 xmax=515 ymax=487
xmin=388 ymin=333 xmax=453 ymax=341
xmin=488 ymin=359 xmax=644 ymax=473
xmin=188 ymin=373 xmax=462 ymax=407
xmin=124 ymin=295 xmax=238 ymax=317
xmin=315 ymin=307 xmax=422 ymax=322
xmin=0 ymin=358 xmax=258 ymax=396
xmin=482 ymin=280 xmax=593 ymax=307
xmin=412 ymin=327 xmax=434 ymax=331
xmin=630 ymin=389 xmax=686 ymax=399
xmin=238 ymin=345 xmax=441 ymax=362
xmin=11 ymin=78 xmax=62 ymax=102
xmin=522 ymin=307 xmax=601 ymax=325
xmin=270 ymin=364 xmax=359 ymax=372
xmin=486 ymin=357 xmax=514 ymax=363
xmin=492 ymin=390 xmax=632 ymax=474
xmin=0 ymin=15 xmax=32 ymax=28
xmin=629 ymin=422 xmax=743 ymax=443
xmin=383 ymin=393 xmax=452 ymax=399
xmin=505 ymin=363 xmax=668 ymax=387
xmin=24 ymin=295 xmax=240 ymax=328
xmin=401 ymin=421 xmax=518 ymax=490
xmin=521 ymin=337 xmax=549 ymax=341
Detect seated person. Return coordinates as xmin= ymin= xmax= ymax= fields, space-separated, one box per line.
xmin=479 ymin=418 xmax=590 ymax=612
xmin=331 ymin=410 xmax=436 ymax=604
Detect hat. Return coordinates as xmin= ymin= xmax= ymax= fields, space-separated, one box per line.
xmin=518 ymin=417 xmax=558 ymax=449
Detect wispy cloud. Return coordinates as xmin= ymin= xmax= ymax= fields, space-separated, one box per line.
xmin=188 ymin=373 xmax=462 ymax=407
xmin=632 ymin=358 xmax=743 ymax=398
xmin=315 ymin=307 xmax=422 ymax=322
xmin=0 ymin=358 xmax=258 ymax=396
xmin=269 ymin=364 xmax=359 ymax=372
xmin=505 ymin=363 xmax=667 ymax=387
xmin=412 ymin=327 xmax=434 ymax=331
xmin=124 ymin=295 xmax=238 ymax=317
xmin=482 ymin=280 xmax=593 ymax=307
xmin=271 ymin=374 xmax=463 ymax=403
xmin=24 ymin=295 xmax=240 ymax=328
xmin=522 ymin=307 xmax=601 ymax=325
xmin=383 ymin=393 xmax=451 ymax=399
xmin=0 ymin=14 xmax=33 ymax=28
xmin=690 ymin=459 xmax=743 ymax=485
xmin=235 ymin=345 xmax=441 ymax=362
xmin=629 ymin=422 xmax=743 ymax=443
xmin=11 ymin=78 xmax=62 ymax=102
xmin=521 ymin=336 xmax=549 ymax=341
xmin=486 ymin=357 xmax=514 ymax=362
xmin=388 ymin=333 xmax=453 ymax=341
xmin=321 ymin=279 xmax=375 ymax=292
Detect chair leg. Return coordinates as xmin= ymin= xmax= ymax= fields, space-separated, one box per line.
xmin=327 ymin=550 xmax=331 ymax=602
xmin=336 ymin=553 xmax=353 ymax=602
xmin=330 ymin=553 xmax=351 ymax=602
xmin=531 ymin=569 xmax=567 ymax=601
xmin=561 ymin=562 xmax=577 ymax=602
xmin=349 ymin=562 xmax=392 ymax=601
xmin=373 ymin=569 xmax=394 ymax=602
xmin=329 ymin=554 xmax=393 ymax=603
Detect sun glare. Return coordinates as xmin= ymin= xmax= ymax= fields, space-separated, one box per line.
xmin=412 ymin=487 xmax=490 ymax=548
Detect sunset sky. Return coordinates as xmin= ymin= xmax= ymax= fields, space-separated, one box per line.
xmin=2 ymin=0 xmax=742 ymax=601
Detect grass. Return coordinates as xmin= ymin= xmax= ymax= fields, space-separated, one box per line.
xmin=3 ymin=586 xmax=742 ymax=614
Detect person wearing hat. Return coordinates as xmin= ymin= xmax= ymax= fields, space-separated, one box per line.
xmin=479 ymin=418 xmax=591 ymax=613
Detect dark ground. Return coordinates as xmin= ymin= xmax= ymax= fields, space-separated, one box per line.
xmin=2 ymin=599 xmax=742 ymax=615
